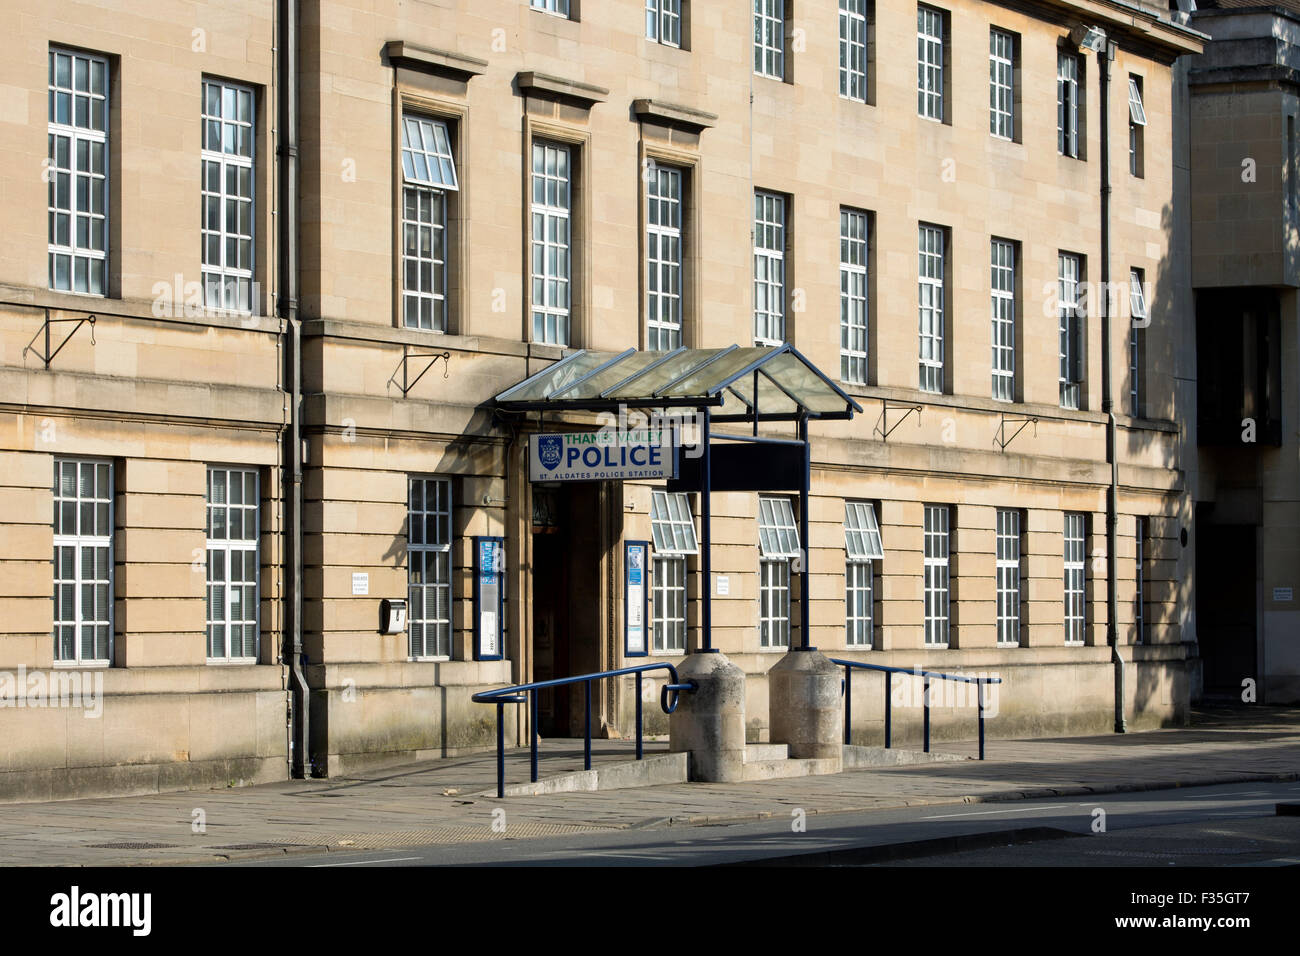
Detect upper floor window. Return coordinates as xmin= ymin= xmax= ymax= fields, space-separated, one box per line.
xmin=989 ymin=28 xmax=1015 ymax=140
xmin=1057 ymin=51 xmax=1082 ymax=158
xmin=1128 ymin=76 xmax=1146 ymax=178
xmin=754 ymin=0 xmax=785 ymax=80
xmin=840 ymin=208 xmax=869 ymax=384
xmin=1058 ymin=252 xmax=1084 ymax=409
xmin=647 ymin=0 xmax=681 ymax=47
xmin=531 ymin=141 xmax=571 ymax=346
xmin=990 ymin=237 xmax=1016 ymax=401
xmin=401 ymin=114 xmax=458 ymax=332
xmin=840 ymin=0 xmax=868 ymax=102
xmin=918 ymin=223 xmax=945 ymax=393
xmin=48 ymin=49 xmax=109 ymax=296
xmin=531 ymin=0 xmax=570 ymax=18
xmin=917 ymin=6 xmax=945 ymax=121
xmin=1129 ymin=267 xmax=1147 ymax=417
xmin=647 ymin=164 xmax=684 ymax=350
xmin=753 ymin=190 xmax=786 ymax=346
xmin=202 ymin=79 xmax=255 ymax=314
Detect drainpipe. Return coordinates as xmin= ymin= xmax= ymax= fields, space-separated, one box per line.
xmin=277 ymin=0 xmax=310 ymax=775
xmin=1099 ymin=36 xmax=1126 ymax=734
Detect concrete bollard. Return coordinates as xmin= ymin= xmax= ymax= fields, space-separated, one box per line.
xmin=768 ymin=648 xmax=843 ymax=768
xmin=669 ymin=651 xmax=747 ymax=782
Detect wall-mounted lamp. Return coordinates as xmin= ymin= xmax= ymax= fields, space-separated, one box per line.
xmin=1069 ymin=24 xmax=1107 ymax=53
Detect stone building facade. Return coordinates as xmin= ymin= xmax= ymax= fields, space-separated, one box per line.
xmin=0 ymin=0 xmax=1202 ymax=799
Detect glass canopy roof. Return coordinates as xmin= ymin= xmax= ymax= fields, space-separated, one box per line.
xmin=495 ymin=345 xmax=862 ymax=421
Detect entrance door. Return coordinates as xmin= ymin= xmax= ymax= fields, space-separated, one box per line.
xmin=1196 ymin=521 xmax=1258 ymax=698
xmin=532 ymin=483 xmax=604 ymax=737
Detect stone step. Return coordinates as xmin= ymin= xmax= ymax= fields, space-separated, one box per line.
xmin=484 ymin=752 xmax=688 ymax=797
xmin=741 ymin=757 xmax=841 ymax=782
xmin=744 ymin=743 xmax=789 ymax=762
xmin=842 ymin=745 xmax=970 ymax=768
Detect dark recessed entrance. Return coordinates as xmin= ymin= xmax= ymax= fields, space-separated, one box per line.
xmin=532 ymin=483 xmax=604 ymax=737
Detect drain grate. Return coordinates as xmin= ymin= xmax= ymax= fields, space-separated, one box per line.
xmin=85 ymin=841 xmax=178 ymax=850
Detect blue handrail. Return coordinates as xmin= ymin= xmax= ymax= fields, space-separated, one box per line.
xmin=473 ymin=663 xmax=694 ymax=798
xmin=831 ymin=659 xmax=1003 ymax=760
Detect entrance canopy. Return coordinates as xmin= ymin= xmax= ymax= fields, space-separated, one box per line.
xmin=494 ymin=345 xmax=862 ymax=422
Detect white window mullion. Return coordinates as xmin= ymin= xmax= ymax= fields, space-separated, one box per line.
xmin=989 ymin=29 xmax=1014 ymax=139
xmin=840 ymin=209 xmax=869 ymax=384
xmin=52 ymin=458 xmax=113 ymax=665
xmin=647 ymin=165 xmax=683 ymax=350
xmin=754 ymin=191 xmax=786 ymax=346
xmin=839 ymin=0 xmax=867 ymax=101
xmin=408 ymin=477 xmax=453 ymax=660
xmin=754 ymin=0 xmax=785 ymax=79
xmin=918 ymin=7 xmax=944 ymax=121
xmin=1064 ymin=512 xmax=1086 ymax=644
xmin=201 ymin=79 xmax=255 ymax=313
xmin=923 ymin=504 xmax=950 ymax=646
xmin=918 ymin=224 xmax=945 ymax=393
xmin=1059 ymin=253 xmax=1082 ymax=409
xmin=48 ymin=49 xmax=109 ymax=296
xmin=996 ymin=509 xmax=1021 ymax=646
xmin=991 ymin=238 xmax=1016 ymax=401
xmin=206 ymin=466 xmax=260 ymax=662
xmin=531 ymin=141 xmax=572 ymax=346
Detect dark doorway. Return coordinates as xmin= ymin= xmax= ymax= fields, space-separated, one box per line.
xmin=532 ymin=483 xmax=604 ymax=737
xmin=1196 ymin=519 xmax=1258 ymax=698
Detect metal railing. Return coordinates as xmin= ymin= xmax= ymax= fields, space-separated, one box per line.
xmin=831 ymin=659 xmax=1003 ymax=760
xmin=472 ymin=663 xmax=695 ymax=798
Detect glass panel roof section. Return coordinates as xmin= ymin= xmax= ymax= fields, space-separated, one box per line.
xmin=551 ymin=349 xmax=667 ymax=399
xmin=603 ymin=349 xmax=726 ymax=400
xmin=495 ymin=350 xmax=623 ymax=403
xmin=658 ymin=347 xmax=772 ymax=398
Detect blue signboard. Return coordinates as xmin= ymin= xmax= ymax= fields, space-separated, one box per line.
xmin=529 ymin=430 xmax=677 ymax=483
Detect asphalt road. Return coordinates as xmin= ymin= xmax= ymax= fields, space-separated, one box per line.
xmin=232 ymin=780 xmax=1300 ymax=867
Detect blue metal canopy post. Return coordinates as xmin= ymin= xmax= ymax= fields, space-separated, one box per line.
xmin=798 ymin=412 xmax=813 ymax=651
xmin=700 ymin=406 xmax=715 ymax=652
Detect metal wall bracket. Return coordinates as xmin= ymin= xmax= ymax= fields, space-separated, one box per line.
xmin=874 ymin=401 xmax=922 ymax=441
xmin=994 ymin=413 xmax=1039 ymax=452
xmin=389 ymin=346 xmax=451 ymax=395
xmin=22 ymin=311 xmax=96 ymax=369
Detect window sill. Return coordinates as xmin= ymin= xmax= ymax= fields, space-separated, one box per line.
xmin=52 ymin=660 xmax=110 ymax=669
xmin=408 ymin=656 xmax=452 ymax=663
xmin=206 ymin=658 xmax=259 ymax=666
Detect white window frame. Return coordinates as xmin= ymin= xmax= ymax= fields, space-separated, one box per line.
xmin=1064 ymin=512 xmax=1087 ymax=645
xmin=1128 ymin=76 xmax=1146 ymax=176
xmin=753 ymin=191 xmax=786 ymax=346
xmin=531 ymin=140 xmax=572 ymax=346
xmin=840 ymin=208 xmax=869 ymax=385
xmin=531 ymin=0 xmax=570 ymax=18
xmin=991 ymin=238 xmax=1016 ymax=401
xmin=206 ymin=466 xmax=260 ymax=662
xmin=647 ymin=0 xmax=681 ymax=47
xmin=758 ymin=496 xmax=799 ymax=650
xmin=996 ymin=508 xmax=1022 ymax=646
xmin=1059 ymin=252 xmax=1083 ymax=409
xmin=917 ymin=6 xmax=944 ymax=121
xmin=401 ymin=114 xmax=457 ymax=332
xmin=52 ymin=458 xmax=113 ymax=665
xmin=1129 ymin=267 xmax=1146 ymax=416
xmin=408 ymin=476 xmax=453 ymax=660
xmin=48 ymin=48 xmax=109 ymax=297
xmin=989 ymin=28 xmax=1014 ymax=139
xmin=1058 ymin=51 xmax=1080 ymax=158
xmin=653 ymin=554 xmax=687 ymax=653
xmin=647 ymin=164 xmax=684 ymax=350
xmin=754 ymin=0 xmax=785 ymax=80
xmin=923 ymin=504 xmax=950 ymax=646
xmin=201 ymin=78 xmax=255 ymax=314
xmin=839 ymin=0 xmax=868 ymax=102
xmin=918 ymin=224 xmax=945 ymax=393
xmin=845 ymin=501 xmax=882 ymax=648
xmin=650 ymin=491 xmax=697 ymax=654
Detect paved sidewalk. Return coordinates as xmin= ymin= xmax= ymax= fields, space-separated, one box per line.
xmin=2 ymin=706 xmax=1297 ymax=866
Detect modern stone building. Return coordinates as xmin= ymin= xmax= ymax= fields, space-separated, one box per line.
xmin=1181 ymin=0 xmax=1300 ymax=704
xmin=0 ymin=0 xmax=1204 ymax=799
